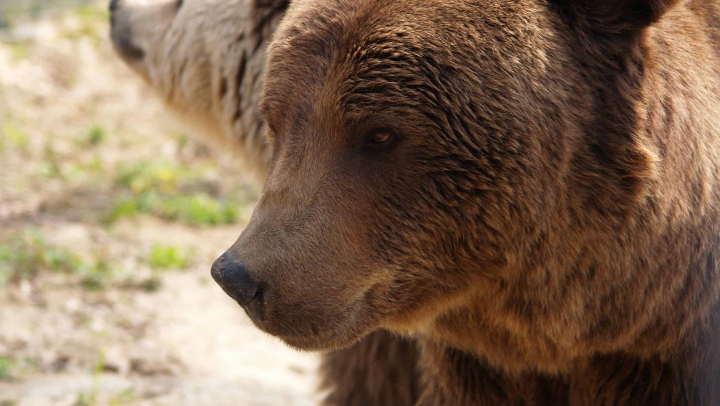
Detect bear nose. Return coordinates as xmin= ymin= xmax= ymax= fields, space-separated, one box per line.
xmin=211 ymin=252 xmax=263 ymax=308
xmin=109 ymin=0 xmax=145 ymax=61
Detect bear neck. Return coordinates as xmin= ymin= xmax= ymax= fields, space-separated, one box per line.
xmin=426 ymin=13 xmax=720 ymax=375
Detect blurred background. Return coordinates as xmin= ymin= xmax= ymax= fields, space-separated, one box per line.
xmin=0 ymin=1 xmax=319 ymax=405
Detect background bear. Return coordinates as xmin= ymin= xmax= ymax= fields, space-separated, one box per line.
xmin=114 ymin=0 xmax=720 ymax=404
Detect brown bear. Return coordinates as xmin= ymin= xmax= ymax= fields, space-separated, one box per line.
xmin=110 ymin=1 xmax=420 ymax=404
xmin=208 ymin=0 xmax=720 ymax=404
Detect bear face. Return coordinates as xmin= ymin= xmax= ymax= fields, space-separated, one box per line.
xmin=212 ymin=0 xmax=720 ymax=376
xmin=225 ymin=0 xmax=583 ymax=350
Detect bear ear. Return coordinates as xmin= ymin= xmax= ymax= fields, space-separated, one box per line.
xmin=553 ymin=0 xmax=682 ymax=31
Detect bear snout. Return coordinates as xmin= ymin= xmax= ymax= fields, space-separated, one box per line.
xmin=109 ymin=1 xmax=145 ymax=62
xmin=211 ymin=252 xmax=266 ymax=322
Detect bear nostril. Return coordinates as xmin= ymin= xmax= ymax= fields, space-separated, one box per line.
xmin=244 ymin=282 xmax=266 ymax=322
xmin=211 ymin=252 xmax=261 ymax=307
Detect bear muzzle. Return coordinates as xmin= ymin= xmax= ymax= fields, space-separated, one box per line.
xmin=109 ymin=0 xmax=145 ymax=62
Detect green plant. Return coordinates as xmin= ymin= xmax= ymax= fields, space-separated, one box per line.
xmin=115 ymin=162 xmax=193 ymax=195
xmin=149 ymin=244 xmax=191 ymax=270
xmin=2 ymin=122 xmax=28 ymax=151
xmin=105 ymin=199 xmax=140 ymax=223
xmin=74 ymin=350 xmax=105 ymax=406
xmin=158 ymin=194 xmax=238 ymax=226
xmin=106 ymin=191 xmax=240 ymax=227
xmin=175 ymin=133 xmax=190 ymax=150
xmin=108 ymin=389 xmax=135 ymax=406
xmin=105 ymin=160 xmax=250 ymax=227
xmin=0 ymin=227 xmax=79 ymax=285
xmin=87 ymin=126 xmax=104 ymax=146
xmin=77 ymin=259 xmax=115 ymax=291
xmin=0 ymin=228 xmax=120 ymax=291
xmin=0 ymin=356 xmax=13 ymax=380
xmin=39 ymin=142 xmax=64 ymax=179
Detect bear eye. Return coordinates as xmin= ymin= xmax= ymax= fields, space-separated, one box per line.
xmin=367 ymin=129 xmax=395 ymax=146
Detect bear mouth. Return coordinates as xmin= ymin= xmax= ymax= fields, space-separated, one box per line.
xmin=253 ymin=294 xmax=376 ymax=351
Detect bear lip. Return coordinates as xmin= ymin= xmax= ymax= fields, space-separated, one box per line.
xmin=275 ymin=325 xmax=366 ymax=352
xmin=252 ymin=295 xmax=374 ymax=351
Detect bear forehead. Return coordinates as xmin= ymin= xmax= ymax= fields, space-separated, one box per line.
xmin=262 ymin=0 xmax=427 ymax=119
xmin=267 ymin=0 xmax=547 ymax=70
xmin=261 ymin=0 xmax=553 ymax=134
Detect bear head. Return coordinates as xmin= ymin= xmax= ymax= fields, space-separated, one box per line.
xmin=212 ymin=0 xmax=683 ymax=360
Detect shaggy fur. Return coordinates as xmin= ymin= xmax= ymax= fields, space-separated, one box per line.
xmin=320 ymin=329 xmax=421 ymax=406
xmin=220 ymin=0 xmax=719 ymax=404
xmin=110 ymin=1 xmax=420 ymax=405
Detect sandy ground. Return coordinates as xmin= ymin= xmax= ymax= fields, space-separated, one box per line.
xmin=0 ymin=4 xmax=321 ymax=405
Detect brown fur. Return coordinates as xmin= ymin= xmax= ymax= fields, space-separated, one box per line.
xmin=214 ymin=0 xmax=720 ymax=404
xmin=320 ymin=330 xmax=421 ymax=406
xmin=110 ymin=1 xmax=421 ymax=404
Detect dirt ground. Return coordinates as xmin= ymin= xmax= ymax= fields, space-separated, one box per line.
xmin=0 ymin=3 xmax=321 ymax=405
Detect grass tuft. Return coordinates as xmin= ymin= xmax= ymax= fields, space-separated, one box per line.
xmin=0 ymin=356 xmax=13 ymax=380
xmin=0 ymin=227 xmax=79 ymax=285
xmin=77 ymin=258 xmax=115 ymax=291
xmin=159 ymin=194 xmax=238 ymax=226
xmin=87 ymin=126 xmax=104 ymax=146
xmin=104 ymin=161 xmax=244 ymax=226
xmin=115 ymin=161 xmax=192 ymax=195
xmin=0 ymin=228 xmax=118 ymax=291
xmin=108 ymin=389 xmax=135 ymax=406
xmin=73 ymin=350 xmax=105 ymax=406
xmin=1 ymin=122 xmax=28 ymax=151
xmin=149 ymin=244 xmax=191 ymax=270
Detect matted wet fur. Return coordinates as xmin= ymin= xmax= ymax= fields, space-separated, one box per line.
xmin=110 ymin=1 xmax=421 ymax=405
